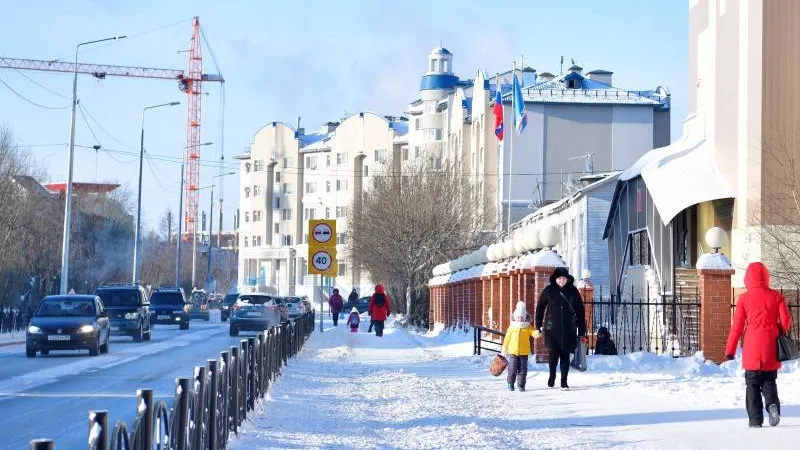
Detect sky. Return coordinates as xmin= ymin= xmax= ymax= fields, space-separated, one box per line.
xmin=0 ymin=0 xmax=688 ymax=232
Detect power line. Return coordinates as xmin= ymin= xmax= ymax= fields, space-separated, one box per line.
xmin=11 ymin=67 xmax=71 ymax=99
xmin=78 ymin=101 xmax=138 ymax=152
xmin=76 ymin=102 xmax=136 ymax=164
xmin=0 ymin=76 xmax=69 ymax=109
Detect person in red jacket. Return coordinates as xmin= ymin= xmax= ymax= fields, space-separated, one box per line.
xmin=725 ymin=262 xmax=792 ymax=428
xmin=328 ymin=288 xmax=344 ymax=326
xmin=368 ymin=284 xmax=392 ymax=337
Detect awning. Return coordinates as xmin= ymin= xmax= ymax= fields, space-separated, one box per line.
xmin=620 ymin=113 xmax=735 ymax=225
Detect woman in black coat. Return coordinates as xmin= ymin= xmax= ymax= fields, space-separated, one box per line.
xmin=534 ymin=267 xmax=586 ymax=390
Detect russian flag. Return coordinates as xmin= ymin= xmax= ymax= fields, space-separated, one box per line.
xmin=513 ymin=72 xmax=527 ymax=134
xmin=493 ymin=84 xmax=504 ymax=141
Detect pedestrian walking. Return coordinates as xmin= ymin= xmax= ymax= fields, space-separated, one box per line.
xmin=328 ymin=288 xmax=344 ymax=326
xmin=502 ymin=301 xmax=534 ymax=391
xmin=346 ymin=307 xmax=361 ymax=333
xmin=534 ymin=267 xmax=586 ymax=390
xmin=725 ymin=262 xmax=793 ymax=428
xmin=368 ymin=284 xmax=391 ymax=337
xmin=348 ymin=288 xmax=359 ymax=307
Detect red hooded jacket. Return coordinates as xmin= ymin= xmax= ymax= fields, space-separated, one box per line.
xmin=368 ymin=284 xmax=391 ymax=321
xmin=725 ymin=262 xmax=792 ymax=371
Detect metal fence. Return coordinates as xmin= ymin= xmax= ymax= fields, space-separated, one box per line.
xmin=731 ymin=287 xmax=800 ymax=344
xmin=584 ymin=285 xmax=701 ymax=356
xmin=28 ymin=312 xmax=315 ymax=450
xmin=473 ymin=326 xmax=505 ymax=355
xmin=0 ymin=309 xmax=29 ymax=334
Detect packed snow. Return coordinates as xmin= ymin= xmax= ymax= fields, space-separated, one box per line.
xmin=229 ymin=315 xmax=799 ymax=449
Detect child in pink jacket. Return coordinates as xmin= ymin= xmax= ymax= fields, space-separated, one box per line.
xmin=346 ymin=307 xmax=360 ymax=333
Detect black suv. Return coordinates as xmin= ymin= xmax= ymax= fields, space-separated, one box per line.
xmin=94 ymin=284 xmax=153 ymax=342
xmin=149 ymin=287 xmax=191 ymax=330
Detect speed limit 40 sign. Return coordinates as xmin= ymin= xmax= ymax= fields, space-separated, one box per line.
xmin=307 ymin=219 xmax=338 ymax=276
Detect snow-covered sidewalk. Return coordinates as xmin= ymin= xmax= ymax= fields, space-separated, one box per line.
xmin=229 ymin=317 xmax=800 ymax=449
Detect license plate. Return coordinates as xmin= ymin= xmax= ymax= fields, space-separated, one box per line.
xmin=245 ymin=311 xmax=261 ymax=317
xmin=47 ymin=335 xmax=70 ymax=341
xmin=157 ymin=315 xmax=171 ymax=319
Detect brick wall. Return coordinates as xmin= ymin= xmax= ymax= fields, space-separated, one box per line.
xmin=699 ymin=268 xmax=734 ymax=363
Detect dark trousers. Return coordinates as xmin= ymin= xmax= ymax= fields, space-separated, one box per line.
xmin=507 ymin=355 xmax=529 ymax=388
xmin=368 ymin=319 xmax=375 ymax=332
xmin=746 ymin=370 xmax=780 ymax=424
xmin=374 ymin=320 xmax=385 ymax=337
xmin=332 ymin=312 xmax=339 ymax=326
xmin=548 ymin=349 xmax=571 ymax=387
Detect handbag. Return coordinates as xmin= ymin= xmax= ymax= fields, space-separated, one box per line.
xmin=570 ymin=340 xmax=588 ymax=372
xmin=489 ymin=354 xmax=508 ymax=376
xmin=777 ymin=332 xmax=800 ymax=362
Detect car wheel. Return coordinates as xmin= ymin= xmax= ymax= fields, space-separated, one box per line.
xmin=144 ymin=323 xmax=152 ymax=341
xmin=204 ymin=316 xmax=210 ymax=322
xmin=180 ymin=319 xmax=189 ymax=330
xmin=26 ymin=347 xmax=36 ymax=358
xmin=229 ymin=324 xmax=239 ymax=336
xmin=89 ymin=338 xmax=100 ymax=356
xmin=40 ymin=350 xmax=50 ymax=356
xmin=100 ymin=335 xmax=109 ymax=354
xmin=133 ymin=323 xmax=143 ymax=342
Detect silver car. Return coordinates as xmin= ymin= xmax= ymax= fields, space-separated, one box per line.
xmin=229 ymin=294 xmax=280 ymax=336
xmin=283 ymin=296 xmax=307 ymax=318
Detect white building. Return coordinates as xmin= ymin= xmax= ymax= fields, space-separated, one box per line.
xmin=235 ymin=113 xmax=408 ymax=295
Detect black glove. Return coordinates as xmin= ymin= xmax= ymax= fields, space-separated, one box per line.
xmin=724 ymin=354 xmax=734 ymax=361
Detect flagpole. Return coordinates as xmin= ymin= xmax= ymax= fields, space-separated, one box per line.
xmin=507 ymin=62 xmax=516 ymax=232
xmin=496 ymin=73 xmax=504 ymax=232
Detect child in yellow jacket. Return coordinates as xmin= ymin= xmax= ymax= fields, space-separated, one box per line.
xmin=502 ymin=301 xmax=534 ymax=391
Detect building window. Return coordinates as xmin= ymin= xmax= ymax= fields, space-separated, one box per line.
xmin=253 ymin=185 xmax=261 ymax=196
xmin=244 ymin=212 xmax=250 ymax=223
xmin=402 ymin=147 xmax=409 ymax=161
xmin=434 ymin=129 xmax=443 ymax=141
xmin=326 ymin=181 xmax=331 ymax=192
xmin=274 ymin=223 xmax=279 ymax=234
xmin=244 ymin=187 xmax=251 ymax=198
xmin=281 ymin=209 xmax=292 ymax=221
xmin=374 ymin=149 xmax=387 ymax=162
xmin=306 ymin=155 xmax=317 ymax=169
xmin=283 ymin=157 xmax=294 ymax=168
xmin=253 ymin=210 xmax=262 ymax=222
xmin=567 ymin=78 xmax=581 ymax=89
xmin=414 ymin=118 xmax=420 ymax=131
xmin=364 ymin=165 xmax=369 ymax=177
xmin=336 ymin=179 xmax=348 ymax=191
xmin=244 ymin=237 xmax=249 ymax=247
xmin=254 ymin=160 xmax=264 ymax=172
xmin=245 ymin=163 xmax=251 ymax=173
xmin=336 ymin=206 xmax=348 ymax=218
xmin=303 ymin=208 xmax=317 ymax=220
xmin=282 ymin=183 xmax=293 ymax=194
xmin=338 ymin=262 xmax=347 ymax=277
xmin=326 ymin=154 xmax=331 ymax=166
xmin=274 ymin=197 xmax=281 ymax=210
xmin=305 ymin=182 xmax=317 ymax=194
xmin=337 ymin=233 xmax=347 ymax=245
xmin=282 ymin=235 xmax=293 ymax=246
xmin=325 ymin=207 xmax=331 ymax=219
xmin=414 ymin=146 xmax=420 ymax=158
xmin=275 ymin=171 xmax=281 ymax=182
xmin=435 ymin=157 xmax=442 ymax=169
xmin=337 ymin=152 xmax=348 ymax=166
xmin=630 ymin=230 xmax=651 ymax=266
xmin=253 ymin=235 xmax=262 ymax=246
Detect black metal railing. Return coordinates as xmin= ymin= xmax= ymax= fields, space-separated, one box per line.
xmin=0 ymin=309 xmax=29 ymax=334
xmin=731 ymin=287 xmax=800 ymax=345
xmin=28 ymin=312 xmax=315 ymax=450
xmin=473 ymin=326 xmax=505 ymax=355
xmin=584 ymin=285 xmax=701 ymax=356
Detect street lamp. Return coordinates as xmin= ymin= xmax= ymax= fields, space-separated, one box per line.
xmin=60 ymin=34 xmax=126 ymax=295
xmin=205 ymin=171 xmax=236 ymax=292
xmin=176 ymin=142 xmax=212 ymax=287
xmin=132 ymin=101 xmax=180 ymax=284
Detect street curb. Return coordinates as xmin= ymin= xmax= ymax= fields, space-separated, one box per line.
xmin=0 ymin=340 xmax=24 ymax=347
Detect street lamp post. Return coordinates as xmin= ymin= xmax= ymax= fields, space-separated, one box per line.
xmin=132 ymin=101 xmax=180 ymax=284
xmin=192 ymin=183 xmax=215 ymax=289
xmin=176 ymin=164 xmax=184 ymax=286
xmin=206 ymin=171 xmax=236 ymax=291
xmin=60 ymin=34 xmax=126 ymax=295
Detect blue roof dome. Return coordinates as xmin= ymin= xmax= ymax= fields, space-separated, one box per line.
xmin=420 ymin=73 xmax=459 ymax=91
xmin=430 ymin=47 xmax=452 ymax=55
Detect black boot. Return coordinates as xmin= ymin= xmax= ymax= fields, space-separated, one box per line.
xmin=768 ymin=404 xmax=780 ymax=427
xmin=508 ymin=383 xmax=514 ymax=391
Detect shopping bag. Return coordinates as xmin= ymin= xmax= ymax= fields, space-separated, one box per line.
xmin=489 ymin=354 xmax=508 ymax=377
xmin=777 ymin=333 xmax=800 ymax=362
xmin=570 ymin=340 xmax=588 ymax=372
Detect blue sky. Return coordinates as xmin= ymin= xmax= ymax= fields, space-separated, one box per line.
xmin=0 ymin=1 xmax=688 ymax=231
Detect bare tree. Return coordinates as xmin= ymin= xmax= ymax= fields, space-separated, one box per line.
xmin=348 ymin=161 xmax=492 ymax=326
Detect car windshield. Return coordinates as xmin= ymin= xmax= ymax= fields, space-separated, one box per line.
xmin=96 ymin=290 xmax=139 ymax=307
xmin=191 ymin=293 xmax=207 ymax=305
xmin=150 ymin=292 xmax=184 ymax=305
xmin=223 ymin=294 xmax=238 ymax=305
xmin=36 ymin=298 xmax=96 ymax=317
xmin=237 ymin=295 xmax=272 ymax=305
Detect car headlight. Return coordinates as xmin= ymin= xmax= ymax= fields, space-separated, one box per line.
xmin=79 ymin=325 xmax=95 ymax=333
xmin=27 ymin=325 xmax=42 ymax=334
xmin=124 ymin=312 xmax=139 ymax=320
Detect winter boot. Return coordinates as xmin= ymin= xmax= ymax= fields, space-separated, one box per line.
xmin=508 ymin=383 xmax=515 ymax=391
xmin=518 ymin=386 xmax=526 ymax=392
xmin=768 ymin=404 xmax=780 ymax=427
xmin=547 ymin=374 xmax=556 ymax=388
xmin=560 ymin=383 xmax=570 ymax=391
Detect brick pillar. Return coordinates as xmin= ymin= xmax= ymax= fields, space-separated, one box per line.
xmin=481 ymin=276 xmax=491 ymax=328
xmin=698 ymin=266 xmax=734 ymax=364
xmin=577 ymin=279 xmax=595 ymax=349
xmin=467 ymin=279 xmax=477 ymax=325
xmin=520 ymin=268 xmax=535 ymax=323
xmin=490 ymin=274 xmax=501 ymax=336
xmin=533 ymin=265 xmax=564 ymax=363
xmin=428 ymin=285 xmax=436 ymax=330
xmin=499 ymin=270 xmax=511 ymax=334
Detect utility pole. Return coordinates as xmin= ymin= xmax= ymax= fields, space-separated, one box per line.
xmin=207 ymin=186 xmax=214 ymax=290
xmin=176 ymin=164 xmax=184 ymax=286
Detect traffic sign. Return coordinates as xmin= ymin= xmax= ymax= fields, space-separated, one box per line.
xmin=309 ymin=219 xmax=336 ymax=246
xmin=308 ymin=248 xmax=338 ymax=277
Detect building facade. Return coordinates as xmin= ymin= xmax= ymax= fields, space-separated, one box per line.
xmin=235 ymin=113 xmax=408 ymax=295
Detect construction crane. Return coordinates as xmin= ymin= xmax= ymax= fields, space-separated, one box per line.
xmin=0 ymin=16 xmax=224 ymax=240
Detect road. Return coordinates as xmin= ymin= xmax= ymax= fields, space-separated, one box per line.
xmin=0 ymin=312 xmax=254 ymax=449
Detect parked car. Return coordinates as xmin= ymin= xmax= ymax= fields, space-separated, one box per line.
xmin=149 ymin=287 xmax=191 ymax=330
xmin=26 ymin=295 xmax=111 ymax=357
xmin=284 ymin=296 xmax=307 ymax=318
xmin=229 ymin=294 xmax=281 ymax=336
xmin=189 ymin=289 xmax=210 ymax=321
xmin=342 ymin=296 xmax=371 ymax=314
xmin=220 ymin=293 xmax=239 ymax=322
xmin=95 ymin=284 xmax=152 ymax=342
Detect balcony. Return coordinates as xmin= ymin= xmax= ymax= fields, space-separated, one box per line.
xmin=419 ymin=113 xmax=443 ymax=130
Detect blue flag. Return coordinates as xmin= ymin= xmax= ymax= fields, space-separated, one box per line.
xmin=513 ymin=72 xmax=527 ymax=134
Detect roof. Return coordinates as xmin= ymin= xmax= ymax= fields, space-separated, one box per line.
xmin=430 ymin=47 xmax=452 ymax=55
xmin=298 ymin=131 xmax=329 ymax=147
xmin=44 ymin=182 xmax=120 ymax=194
xmin=568 ymin=64 xmax=583 ymax=71
xmin=11 ymin=175 xmax=55 ymax=198
xmin=586 ymin=69 xmax=613 ymax=75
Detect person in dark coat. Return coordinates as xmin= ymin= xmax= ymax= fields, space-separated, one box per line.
xmin=368 ymin=284 xmax=392 ymax=337
xmin=594 ymin=326 xmax=618 ymax=356
xmin=348 ymin=288 xmax=359 ymax=306
xmin=534 ymin=267 xmax=586 ymax=390
xmin=725 ymin=262 xmax=792 ymax=428
xmin=328 ymin=288 xmax=344 ymax=326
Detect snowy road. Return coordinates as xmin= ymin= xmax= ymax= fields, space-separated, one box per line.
xmin=229 ymin=318 xmax=800 ymax=450
xmin=0 ymin=313 xmax=251 ymax=449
